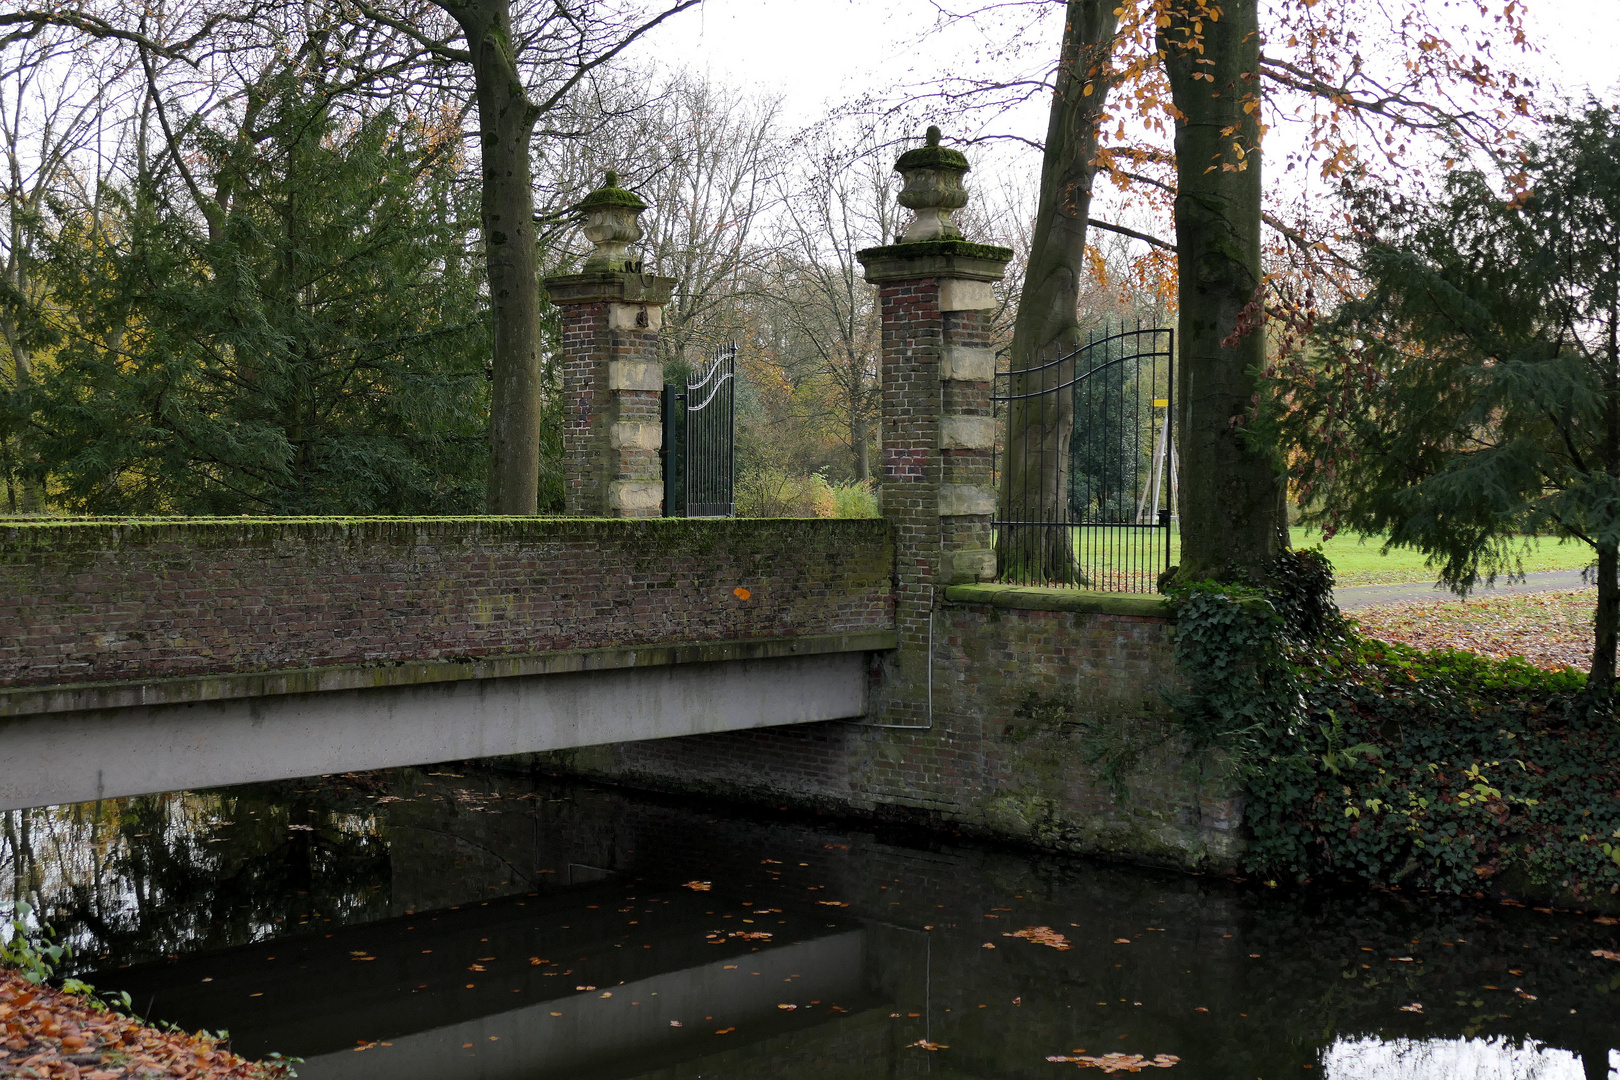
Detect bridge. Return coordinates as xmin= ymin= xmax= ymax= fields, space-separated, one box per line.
xmin=0 ymin=517 xmax=893 ymax=812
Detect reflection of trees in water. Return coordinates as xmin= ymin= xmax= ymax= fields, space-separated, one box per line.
xmin=0 ymin=786 xmax=390 ymax=970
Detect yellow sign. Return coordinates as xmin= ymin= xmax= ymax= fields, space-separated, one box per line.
xmin=1152 ymin=398 xmax=1169 ymax=407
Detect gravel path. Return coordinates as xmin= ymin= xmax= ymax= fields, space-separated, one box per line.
xmin=1334 ymin=568 xmax=1589 ymax=610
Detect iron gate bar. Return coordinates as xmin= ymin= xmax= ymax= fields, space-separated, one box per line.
xmin=991 ymin=322 xmax=1175 ymax=593
xmin=664 ymin=342 xmax=737 ymax=519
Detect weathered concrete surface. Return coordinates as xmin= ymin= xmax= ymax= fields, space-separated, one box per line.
xmin=0 ymin=651 xmax=872 ymax=811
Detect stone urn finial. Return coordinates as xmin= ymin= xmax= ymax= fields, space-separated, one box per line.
xmin=578 ymin=168 xmax=649 ymax=273
xmin=893 ymin=126 xmax=971 ymax=243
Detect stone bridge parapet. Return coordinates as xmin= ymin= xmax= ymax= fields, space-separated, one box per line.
xmin=0 ymin=517 xmax=894 ymax=714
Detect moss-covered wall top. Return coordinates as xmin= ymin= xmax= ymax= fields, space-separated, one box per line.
xmin=0 ymin=517 xmax=895 ymax=689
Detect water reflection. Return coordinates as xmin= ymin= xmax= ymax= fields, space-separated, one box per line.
xmin=1323 ymin=1036 xmax=1596 ymax=1079
xmin=3 ymin=767 xmax=1617 ymax=1079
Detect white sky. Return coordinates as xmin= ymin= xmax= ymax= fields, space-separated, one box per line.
xmin=624 ymin=0 xmax=1620 ymax=250
xmin=637 ymin=0 xmax=1620 ymax=129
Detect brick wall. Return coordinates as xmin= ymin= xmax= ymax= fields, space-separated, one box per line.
xmin=0 ymin=517 xmax=894 ymax=688
xmin=567 ymin=595 xmax=1247 ymax=872
xmin=560 ymin=302 xmax=611 ymax=515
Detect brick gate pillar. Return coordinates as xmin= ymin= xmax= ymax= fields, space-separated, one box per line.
xmin=857 ymin=128 xmax=1011 ymax=725
xmin=545 ymin=171 xmax=675 ymax=518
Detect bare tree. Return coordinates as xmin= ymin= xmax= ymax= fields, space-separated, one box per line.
xmin=0 ymin=24 xmax=135 ymax=512
xmin=756 ymin=126 xmax=903 ymax=484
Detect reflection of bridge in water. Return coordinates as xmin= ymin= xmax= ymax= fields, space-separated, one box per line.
xmin=92 ymin=878 xmax=913 ymax=1080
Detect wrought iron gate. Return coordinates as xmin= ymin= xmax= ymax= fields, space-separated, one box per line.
xmin=992 ymin=322 xmax=1176 ymax=592
xmin=662 ymin=343 xmax=737 ymax=518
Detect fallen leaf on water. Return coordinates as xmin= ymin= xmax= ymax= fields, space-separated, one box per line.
xmin=982 ymin=943 xmax=996 ymax=949
xmin=715 ymin=1027 xmax=735 ymax=1035
xmin=683 ymin=881 xmax=712 ymax=892
xmin=1114 ymin=938 xmax=1132 ymax=945
xmin=816 ymin=901 xmax=850 ymax=908
xmin=1594 ymin=916 xmax=1618 ymax=926
xmin=669 ymin=1021 xmax=682 ymax=1027
xmin=1398 ymin=1003 xmax=1424 ymax=1013
xmin=1004 ymin=927 xmax=1073 ymax=950
xmin=1515 ymin=988 xmax=1537 ymax=1000
xmin=1047 ymin=1052 xmax=1181 ymax=1072
xmin=1593 ymin=950 xmax=1620 ymax=962
xmin=911 ymin=1040 xmax=948 ymax=1051
xmin=777 ymin=1004 xmax=797 ymax=1010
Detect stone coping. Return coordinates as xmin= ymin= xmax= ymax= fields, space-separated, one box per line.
xmin=0 ymin=514 xmax=892 ymax=550
xmin=0 ymin=630 xmax=898 ymax=719
xmin=944 ymin=583 xmax=1174 ymax=619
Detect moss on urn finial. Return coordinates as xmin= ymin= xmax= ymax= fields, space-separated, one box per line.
xmin=894 ymin=126 xmax=970 ymax=174
xmin=578 ymin=168 xmax=649 ymax=272
xmin=893 ymin=126 xmax=972 ymax=242
xmin=577 ymin=169 xmax=647 ymax=213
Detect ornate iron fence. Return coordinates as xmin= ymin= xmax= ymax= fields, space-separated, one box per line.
xmin=662 ymin=343 xmax=737 ymax=518
xmin=992 ymin=323 xmax=1176 ymax=592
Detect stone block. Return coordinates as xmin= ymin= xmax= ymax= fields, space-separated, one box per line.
xmin=941 ymin=346 xmax=994 ymax=382
xmin=609 ymin=422 xmax=662 ymax=451
xmin=609 ymin=361 xmax=664 ymax=391
xmin=949 ymin=547 xmax=996 ymax=584
xmin=608 ymin=303 xmax=663 ymax=331
xmin=937 ymin=484 xmax=996 ymax=517
xmin=939 ymin=416 xmax=994 ymax=450
xmin=937 ymin=279 xmax=996 ymax=312
xmin=608 ymin=481 xmax=664 ymax=512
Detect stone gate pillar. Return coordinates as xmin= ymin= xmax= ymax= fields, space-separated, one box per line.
xmin=857 ymin=127 xmax=1011 ymax=724
xmin=545 ymin=171 xmax=675 ymax=518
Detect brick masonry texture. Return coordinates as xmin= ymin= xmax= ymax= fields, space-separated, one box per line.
xmin=0 ymin=518 xmax=894 ymax=688
xmin=568 ymin=598 xmax=1247 ymax=873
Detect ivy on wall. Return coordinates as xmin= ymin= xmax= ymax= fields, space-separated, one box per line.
xmin=1171 ymin=550 xmax=1620 ymax=903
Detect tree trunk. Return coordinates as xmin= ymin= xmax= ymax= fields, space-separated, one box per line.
xmin=852 ymin=411 xmax=870 ymax=485
xmin=996 ymin=0 xmax=1120 ymax=584
xmin=1162 ymin=0 xmax=1285 ymax=582
xmin=1593 ymin=543 xmax=1618 ymax=697
xmin=1593 ymin=293 xmax=1620 ymax=698
xmin=439 ymin=0 xmax=543 ymax=514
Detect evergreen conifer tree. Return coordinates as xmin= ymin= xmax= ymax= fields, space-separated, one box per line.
xmin=1279 ymin=101 xmax=1620 ymax=695
xmin=23 ymin=81 xmax=493 ymax=515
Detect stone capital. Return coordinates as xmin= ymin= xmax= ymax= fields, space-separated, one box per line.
xmin=856 ymin=240 xmax=1012 ymax=286
xmin=544 ymin=272 xmax=675 ymax=308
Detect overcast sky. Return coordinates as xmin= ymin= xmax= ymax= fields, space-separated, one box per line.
xmin=634 ymin=0 xmax=1620 ymax=129
xmin=625 ymin=0 xmax=1620 ymax=242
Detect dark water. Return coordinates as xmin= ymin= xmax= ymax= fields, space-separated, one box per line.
xmin=3 ymin=766 xmax=1618 ymax=1079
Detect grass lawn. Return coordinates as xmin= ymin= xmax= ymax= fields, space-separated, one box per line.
xmin=1001 ymin=524 xmax=1591 ymax=590
xmin=1292 ymin=529 xmax=1593 ymax=588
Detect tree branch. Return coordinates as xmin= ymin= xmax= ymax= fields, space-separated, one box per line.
xmin=1088 ymin=217 xmax=1172 ymax=251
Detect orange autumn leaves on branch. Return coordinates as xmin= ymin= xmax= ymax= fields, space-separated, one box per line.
xmin=918 ymin=0 xmax=1537 ymax=301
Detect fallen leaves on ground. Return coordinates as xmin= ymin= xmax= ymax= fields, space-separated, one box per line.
xmin=1046 ymin=1052 xmax=1180 ymax=1072
xmin=1003 ymin=926 xmax=1072 ymax=950
xmin=0 ymin=969 xmax=291 ymax=1078
xmin=1351 ymin=588 xmax=1593 ymax=671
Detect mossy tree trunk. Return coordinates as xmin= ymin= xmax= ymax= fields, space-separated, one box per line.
xmin=1161 ymin=0 xmax=1286 ymax=582
xmin=997 ymin=0 xmax=1120 ymax=583
xmin=437 ymin=0 xmax=543 ymax=515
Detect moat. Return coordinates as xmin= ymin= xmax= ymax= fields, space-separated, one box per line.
xmin=3 ymin=765 xmax=1617 ymax=1079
